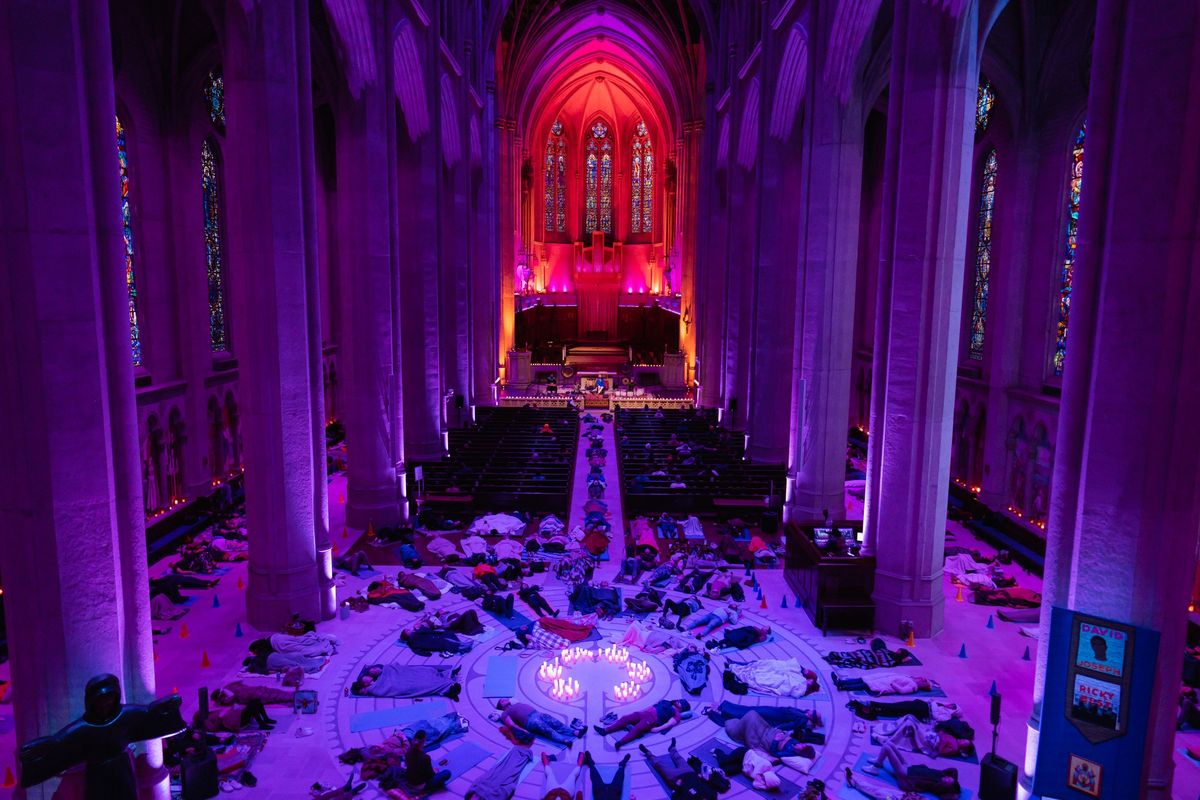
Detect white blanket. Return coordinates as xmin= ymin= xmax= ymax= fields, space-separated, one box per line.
xmin=728 ymin=658 xmax=814 ymax=698
xmin=469 ymin=513 xmax=527 ymax=536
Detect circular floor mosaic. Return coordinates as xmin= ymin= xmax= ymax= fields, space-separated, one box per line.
xmin=329 ymin=582 xmax=863 ymax=799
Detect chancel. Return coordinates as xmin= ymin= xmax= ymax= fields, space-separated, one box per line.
xmin=0 ymin=1 xmax=1197 ymax=799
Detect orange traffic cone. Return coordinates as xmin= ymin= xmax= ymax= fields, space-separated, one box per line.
xmin=340 ymin=493 xmax=346 ymax=504
xmin=179 ymin=623 xmax=189 ymax=639
xmin=759 ymin=595 xmax=767 ymax=609
xmin=332 ymin=541 xmax=339 ymax=555
xmin=201 ymin=651 xmax=211 ymax=669
xmin=4 ymin=767 xmax=17 ymax=789
xmin=955 ymin=585 xmax=964 ymax=602
xmin=366 ymin=520 xmax=376 ymax=539
xmin=906 ymin=630 xmax=916 ymax=648
xmin=342 ymin=524 xmax=348 ymax=538
xmin=237 ymin=576 xmax=245 ymax=590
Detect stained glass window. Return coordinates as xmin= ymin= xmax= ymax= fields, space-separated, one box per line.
xmin=585 ymin=121 xmax=612 ymax=234
xmin=976 ymin=78 xmax=995 ymax=134
xmin=968 ymin=149 xmax=998 ymax=360
xmin=544 ymin=121 xmax=566 ymax=233
xmin=1053 ymin=123 xmax=1086 ymax=376
xmin=631 ymin=120 xmax=653 ymax=234
xmin=202 ymin=139 xmax=228 ymax=352
xmin=116 ymin=116 xmax=142 ymax=366
xmin=205 ymin=70 xmax=225 ymax=129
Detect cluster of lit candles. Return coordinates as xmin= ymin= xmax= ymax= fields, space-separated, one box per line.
xmin=612 ymin=681 xmax=642 ymax=702
xmin=549 ymin=677 xmax=581 ymax=701
xmin=626 ymin=659 xmax=651 ymax=683
xmin=537 ymin=659 xmax=564 ymax=682
xmin=559 ymin=647 xmax=591 ymax=667
xmin=597 ymin=645 xmax=630 ymax=664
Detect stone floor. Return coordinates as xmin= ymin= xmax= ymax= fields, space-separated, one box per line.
xmin=0 ymin=420 xmax=1193 ymax=798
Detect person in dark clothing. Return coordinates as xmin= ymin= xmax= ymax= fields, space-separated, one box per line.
xmin=861 ymin=743 xmax=962 ymax=797
xmin=704 ymin=625 xmax=770 ymax=651
xmin=583 ymin=751 xmax=630 ymax=800
xmin=518 ymin=584 xmax=558 ymax=617
xmin=639 ymin=739 xmax=720 ymax=800
xmin=399 ymin=730 xmax=449 ymax=793
xmin=662 ymin=597 xmax=702 ymax=629
xmin=846 ymin=699 xmax=934 ymax=722
xmin=593 ymin=699 xmax=689 ymax=749
xmin=399 ymin=628 xmax=473 ymax=657
xmin=150 ymin=574 xmax=217 ymax=604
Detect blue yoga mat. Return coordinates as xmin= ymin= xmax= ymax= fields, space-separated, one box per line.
xmin=350 ymin=699 xmax=452 ymax=733
xmin=483 ymin=655 xmax=520 ymax=698
xmin=442 ymin=741 xmax=492 ymax=781
xmin=847 ymin=752 xmax=975 ymax=800
xmin=485 ymin=606 xmax=535 ymax=632
xmin=850 ymin=686 xmax=947 ymax=698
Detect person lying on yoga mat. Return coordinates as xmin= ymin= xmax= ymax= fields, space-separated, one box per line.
xmin=211 ymin=681 xmax=295 ymax=707
xmin=365 ymin=577 xmax=426 ymax=611
xmin=704 ymin=702 xmax=825 ymax=744
xmin=717 ymin=710 xmax=818 ymax=759
xmin=593 ymin=699 xmax=689 ymax=749
xmin=846 ymin=698 xmax=963 ymax=723
xmin=638 ymin=738 xmax=725 ymax=800
xmin=537 ymin=750 xmax=584 ymax=800
xmin=859 ymin=743 xmax=960 ymax=796
xmin=333 ymin=551 xmax=372 ymax=576
xmin=582 ymin=750 xmax=631 ymax=800
xmin=517 ymin=583 xmax=559 ymax=617
xmin=682 ymin=602 xmax=740 ymax=638
xmin=494 ymin=699 xmax=583 ymax=748
xmin=824 ymin=638 xmax=916 ymax=670
xmin=150 ymin=574 xmax=218 ymax=604
xmin=243 ymin=637 xmax=330 ymax=674
xmin=858 ymin=743 xmax=962 ymax=798
xmin=194 ymin=698 xmax=277 ymax=733
xmin=398 ymin=627 xmax=473 ymax=657
xmin=403 ymin=608 xmax=486 ymax=637
xmin=617 ymin=620 xmax=690 ymax=654
xmin=704 ymin=625 xmax=770 ymax=651
xmin=624 ymin=587 xmax=665 ymax=615
xmin=350 ymin=664 xmax=462 ymax=701
xmin=702 ymin=571 xmax=744 ymax=601
xmin=969 ymin=586 xmax=1041 ymax=608
xmin=833 ymin=672 xmax=939 ymax=696
xmin=843 ymin=767 xmax=923 ymax=800
xmin=873 ymin=714 xmax=975 ymax=759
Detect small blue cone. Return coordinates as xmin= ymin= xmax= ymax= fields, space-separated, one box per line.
xmin=212 ymin=595 xmax=221 ymax=609
xmin=988 ymin=680 xmax=997 ymax=696
xmin=795 ymin=594 xmax=802 ymax=608
xmin=958 ymin=644 xmax=968 ymax=659
xmin=986 ymin=615 xmax=994 ymax=629
xmin=234 ymin=622 xmax=244 ymax=638
xmin=780 ymin=596 xmax=788 ymax=609
xmin=1022 ymin=646 xmax=1031 ymax=661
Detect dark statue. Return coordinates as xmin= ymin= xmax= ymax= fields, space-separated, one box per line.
xmin=19 ymin=674 xmax=185 ymax=799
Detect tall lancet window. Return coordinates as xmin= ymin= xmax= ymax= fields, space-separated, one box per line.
xmin=968 ymin=149 xmax=998 ymax=360
xmin=976 ymin=78 xmax=995 ymax=134
xmin=202 ymin=139 xmax=228 ymax=353
xmin=205 ymin=70 xmax=225 ymax=129
xmin=544 ymin=121 xmax=566 ymax=232
xmin=116 ymin=116 xmax=143 ymax=366
xmin=631 ymin=120 xmax=653 ymax=234
xmin=1053 ymin=123 xmax=1086 ymax=376
xmin=585 ymin=121 xmax=612 ymax=234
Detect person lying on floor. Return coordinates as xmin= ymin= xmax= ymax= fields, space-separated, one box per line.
xmin=617 ymin=619 xmax=690 ymax=653
xmin=350 ymin=663 xmax=462 ymax=700
xmin=516 ymin=583 xmax=558 ymax=617
xmin=404 ymin=608 xmax=486 ymax=637
xmin=871 ymin=714 xmax=975 ymax=759
xmin=846 ymin=698 xmax=963 ymax=723
xmin=623 ymin=587 xmax=665 ymax=615
xmin=333 ymin=551 xmax=372 ymax=577
xmin=398 ymin=626 xmax=473 ymax=657
xmin=473 ymin=561 xmax=507 ymax=593
xmin=682 ymin=602 xmax=740 ymax=639
xmin=857 ymin=742 xmax=963 ymax=798
xmin=173 ymin=534 xmax=218 ymax=574
xmin=193 ymin=698 xmax=277 ymax=733
xmin=393 ymin=570 xmax=442 ymax=599
xmin=493 ymin=698 xmax=584 ymax=747
xmin=211 ymin=681 xmax=295 ymax=707
xmin=704 ymin=701 xmax=824 ymax=744
xmin=660 ymin=596 xmax=703 ymax=630
xmin=716 ymin=710 xmax=818 ymax=759
xmin=843 ymin=766 xmax=924 ymax=800
xmin=510 ymin=612 xmax=601 ymax=650
xmin=243 ymin=637 xmax=329 ymax=675
xmin=569 ymin=582 xmax=621 ymax=617
xmin=204 ymin=532 xmax=249 ymax=562
xmin=643 ymin=561 xmax=681 ymax=589
xmin=970 ymin=586 xmax=1041 ymax=608
xmin=705 ymin=625 xmax=770 ymax=651
xmin=711 ymin=745 xmax=788 ymax=792
xmin=833 ymin=672 xmax=940 ymax=696
xmin=747 ymin=535 xmax=777 ymax=563
xmin=592 ymin=699 xmax=689 ymax=749
xmin=726 ymin=657 xmax=821 ymax=698
xmin=824 ymin=638 xmax=917 ymax=670
xmin=581 ymin=750 xmax=630 ymax=800
xmin=702 ymin=571 xmax=745 ymax=602
xmin=638 ymin=738 xmax=725 ymax=800
xmin=677 ymin=568 xmax=715 ymax=594
xmin=383 ymin=730 xmax=450 ymax=795
xmin=150 ymin=573 xmax=219 ymax=604
xmin=537 ymin=750 xmax=584 ymax=800
xmin=365 ymin=576 xmax=426 ymax=611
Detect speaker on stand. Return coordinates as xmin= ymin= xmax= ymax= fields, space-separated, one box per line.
xmin=979 ymin=693 xmax=1018 ymax=800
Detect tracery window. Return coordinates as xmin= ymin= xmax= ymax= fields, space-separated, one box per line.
xmin=968 ymin=149 xmax=998 ymax=360
xmin=116 ymin=116 xmax=143 ymax=366
xmin=976 ymin=77 xmax=995 ymax=134
xmin=202 ymin=139 xmax=228 ymax=352
xmin=631 ymin=120 xmax=653 ymax=234
xmin=1053 ymin=123 xmax=1086 ymax=376
xmin=544 ymin=121 xmax=566 ymax=233
xmin=585 ymin=120 xmax=612 ymax=234
xmin=205 ymin=70 xmax=225 ymax=129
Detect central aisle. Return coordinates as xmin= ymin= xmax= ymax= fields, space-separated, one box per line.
xmin=567 ymin=409 xmax=625 ymax=573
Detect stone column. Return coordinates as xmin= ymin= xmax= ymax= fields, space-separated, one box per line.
xmin=788 ymin=1 xmax=865 ymax=520
xmin=677 ymin=121 xmax=703 ymax=379
xmin=1023 ymin=1 xmax=1200 ymax=796
xmin=337 ymin=50 xmax=400 ymax=528
xmin=746 ymin=23 xmax=798 ymax=464
xmin=862 ymin=0 xmax=979 ymax=638
xmin=496 ymin=116 xmax=517 ymax=382
xmin=0 ymin=0 xmax=163 ymax=796
xmin=223 ymin=0 xmax=324 ymax=628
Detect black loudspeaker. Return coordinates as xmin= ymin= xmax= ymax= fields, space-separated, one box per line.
xmin=455 ymin=394 xmax=464 ymax=409
xmin=990 ymin=693 xmax=1002 ymax=725
xmin=979 ymin=753 xmax=1018 ymax=800
xmin=180 ymin=748 xmax=220 ymax=799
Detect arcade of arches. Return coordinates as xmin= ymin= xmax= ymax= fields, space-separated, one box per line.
xmin=1 ymin=1 xmax=1198 ymax=799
